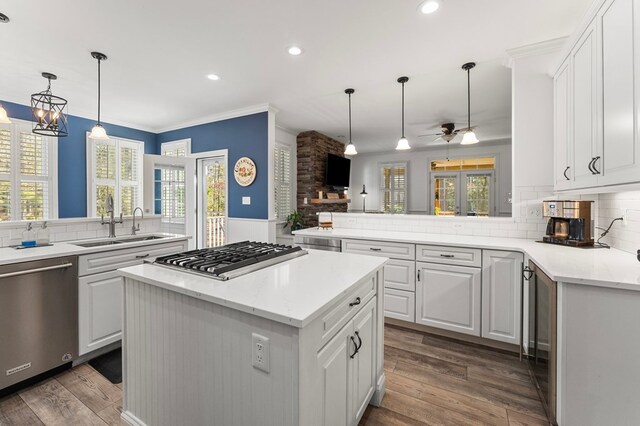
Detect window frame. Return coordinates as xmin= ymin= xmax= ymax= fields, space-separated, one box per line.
xmin=86 ymin=134 xmax=144 ymax=218
xmin=274 ymin=143 xmax=293 ymax=221
xmin=0 ymin=118 xmax=58 ymax=222
xmin=379 ymin=161 xmax=408 ymax=214
xmin=161 ymin=139 xmax=191 ymax=157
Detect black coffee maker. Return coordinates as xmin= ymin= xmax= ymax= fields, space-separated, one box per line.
xmin=542 ymin=201 xmax=594 ymax=247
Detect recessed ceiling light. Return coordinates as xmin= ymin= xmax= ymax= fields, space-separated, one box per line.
xmin=0 ymin=13 xmax=10 ymax=23
xmin=288 ymin=46 xmax=303 ymax=56
xmin=419 ymin=0 xmax=440 ymax=14
xmin=207 ymin=74 xmax=220 ymax=81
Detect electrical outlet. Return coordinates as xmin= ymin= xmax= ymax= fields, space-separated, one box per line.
xmin=242 ymin=196 xmax=251 ymax=205
xmin=252 ymin=333 xmax=270 ymax=373
xmin=527 ymin=206 xmax=543 ymax=219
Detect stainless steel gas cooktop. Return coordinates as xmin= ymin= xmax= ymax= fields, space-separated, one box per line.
xmin=154 ymin=241 xmax=307 ymax=281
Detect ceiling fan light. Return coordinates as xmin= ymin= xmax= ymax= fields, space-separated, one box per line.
xmin=419 ymin=0 xmax=440 ymax=14
xmin=344 ymin=142 xmax=357 ymax=156
xmin=396 ymin=137 xmax=411 ymax=150
xmin=460 ymin=130 xmax=479 ymax=145
xmin=89 ymin=123 xmax=109 ymax=139
xmin=0 ymin=105 xmax=11 ymax=124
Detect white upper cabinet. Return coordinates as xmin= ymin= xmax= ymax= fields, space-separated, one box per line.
xmin=554 ymin=0 xmax=640 ymax=190
xmin=555 ymin=59 xmax=573 ymax=190
xmin=572 ymin=22 xmax=600 ymax=188
xmin=599 ymin=0 xmax=640 ymax=184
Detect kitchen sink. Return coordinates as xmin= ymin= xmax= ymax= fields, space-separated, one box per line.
xmin=119 ymin=235 xmax=166 ymax=242
xmin=73 ymin=240 xmax=124 ymax=248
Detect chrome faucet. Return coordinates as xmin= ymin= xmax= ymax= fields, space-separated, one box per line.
xmin=101 ymin=194 xmax=123 ymax=238
xmin=131 ymin=207 xmax=143 ymax=235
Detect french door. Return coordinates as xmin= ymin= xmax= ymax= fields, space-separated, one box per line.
xmin=196 ymin=156 xmax=227 ymax=248
xmin=432 ymin=171 xmax=494 ymax=216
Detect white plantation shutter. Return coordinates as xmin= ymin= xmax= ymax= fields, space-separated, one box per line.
xmin=88 ymin=136 xmax=143 ymax=217
xmin=159 ymin=166 xmax=186 ymax=224
xmin=0 ymin=120 xmax=57 ymax=222
xmin=274 ymin=144 xmax=292 ymax=220
xmin=161 ymin=140 xmax=190 ymax=157
xmin=380 ymin=163 xmax=407 ymax=213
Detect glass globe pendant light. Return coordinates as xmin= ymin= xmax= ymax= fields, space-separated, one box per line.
xmin=395 ymin=76 xmax=411 ymax=150
xmin=89 ymin=52 xmax=109 ymax=139
xmin=344 ymin=88 xmax=357 ymax=156
xmin=460 ymin=62 xmax=479 ymax=145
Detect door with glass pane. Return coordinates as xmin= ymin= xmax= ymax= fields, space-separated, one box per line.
xmin=197 ymin=157 xmax=226 ymax=248
xmin=432 ymin=171 xmax=494 ymax=216
xmin=380 ymin=163 xmax=407 ymax=213
xmin=433 ymin=173 xmax=459 ymax=216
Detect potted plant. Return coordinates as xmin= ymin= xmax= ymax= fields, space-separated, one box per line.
xmin=284 ymin=210 xmax=304 ymax=234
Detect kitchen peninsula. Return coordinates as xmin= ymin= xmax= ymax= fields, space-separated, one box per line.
xmin=118 ymin=249 xmax=387 ymax=426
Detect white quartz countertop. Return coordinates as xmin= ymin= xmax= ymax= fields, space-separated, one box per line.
xmin=0 ymin=233 xmax=190 ymax=266
xmin=119 ymin=250 xmax=387 ymax=328
xmin=293 ymin=228 xmax=640 ymax=291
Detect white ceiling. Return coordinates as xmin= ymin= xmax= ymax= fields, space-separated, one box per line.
xmin=1 ymin=0 xmax=591 ymax=152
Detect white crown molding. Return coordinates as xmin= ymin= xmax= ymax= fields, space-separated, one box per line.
xmin=0 ymin=93 xmax=157 ymax=133
xmin=504 ymin=37 xmax=569 ymax=68
xmin=154 ymin=103 xmax=273 ymax=134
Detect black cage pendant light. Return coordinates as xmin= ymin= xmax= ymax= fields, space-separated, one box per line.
xmin=344 ymin=88 xmax=357 ymax=156
xmin=396 ymin=76 xmax=410 ymax=150
xmin=31 ymin=72 xmax=68 ymax=137
xmin=89 ymin=52 xmax=109 ymax=139
xmin=460 ymin=62 xmax=479 ymax=145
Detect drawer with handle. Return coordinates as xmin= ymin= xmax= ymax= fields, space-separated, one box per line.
xmin=79 ymin=240 xmax=188 ymax=276
xmin=342 ymin=239 xmax=415 ymax=260
xmin=415 ymin=244 xmax=482 ymax=268
xmin=319 ymin=273 xmax=377 ymax=347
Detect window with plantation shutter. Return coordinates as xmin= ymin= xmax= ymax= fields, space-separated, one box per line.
xmin=159 ymin=139 xmax=189 ymax=224
xmin=87 ymin=135 xmax=143 ymax=217
xmin=0 ymin=119 xmax=57 ymax=222
xmin=380 ymin=162 xmax=407 ymax=213
xmin=274 ymin=144 xmax=292 ymax=220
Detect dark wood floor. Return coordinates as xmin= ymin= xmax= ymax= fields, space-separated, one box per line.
xmin=0 ymin=325 xmax=548 ymax=426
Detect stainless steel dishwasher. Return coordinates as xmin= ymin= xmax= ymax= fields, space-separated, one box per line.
xmin=0 ymin=256 xmax=78 ymax=391
xmin=293 ymin=235 xmax=341 ymax=252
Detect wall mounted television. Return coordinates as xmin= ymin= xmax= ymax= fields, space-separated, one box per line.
xmin=325 ymin=154 xmax=351 ymax=187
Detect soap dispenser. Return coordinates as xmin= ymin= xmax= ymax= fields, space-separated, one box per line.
xmin=36 ymin=221 xmax=50 ymax=246
xmin=21 ymin=222 xmax=36 ymax=247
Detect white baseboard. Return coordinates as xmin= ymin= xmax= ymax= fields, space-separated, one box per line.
xmin=121 ymin=411 xmax=147 ymax=426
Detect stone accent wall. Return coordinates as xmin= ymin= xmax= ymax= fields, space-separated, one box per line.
xmin=297 ymin=131 xmax=348 ymax=226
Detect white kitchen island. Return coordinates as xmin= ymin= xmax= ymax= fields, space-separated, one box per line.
xmin=118 ymin=249 xmax=387 ymax=426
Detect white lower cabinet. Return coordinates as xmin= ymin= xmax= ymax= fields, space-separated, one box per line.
xmin=415 ymin=262 xmax=482 ymax=336
xmin=481 ymin=250 xmax=524 ymax=344
xmin=383 ymin=288 xmax=415 ymax=322
xmin=383 ymin=259 xmax=415 ymax=291
xmin=317 ymin=297 xmax=377 ymax=426
xmin=78 ymin=240 xmax=188 ymax=356
xmin=79 ymin=271 xmax=123 ymax=355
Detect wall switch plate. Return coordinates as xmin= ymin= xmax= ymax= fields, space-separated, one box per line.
xmin=252 ymin=333 xmax=270 ymax=373
xmin=242 ymin=196 xmax=251 ymax=205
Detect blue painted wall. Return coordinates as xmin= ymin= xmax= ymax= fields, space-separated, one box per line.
xmin=1 ymin=100 xmax=158 ymax=218
xmin=157 ymin=112 xmax=269 ymax=220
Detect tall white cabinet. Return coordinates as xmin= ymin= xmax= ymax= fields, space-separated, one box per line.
xmin=554 ymin=0 xmax=640 ymax=190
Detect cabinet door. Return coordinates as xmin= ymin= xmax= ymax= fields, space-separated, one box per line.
xmin=415 ymin=262 xmax=481 ymax=336
xmin=351 ymin=298 xmax=377 ymax=423
xmin=383 ymin=288 xmax=415 ymax=322
xmin=78 ymin=270 xmax=123 ymax=356
xmin=572 ymin=21 xmax=601 ymax=188
xmin=555 ymin=58 xmax=573 ymax=190
xmin=482 ymin=250 xmax=524 ymax=345
xmin=316 ymin=321 xmax=354 ymax=426
xmin=384 ymin=259 xmax=415 ymax=291
xmin=599 ymin=0 xmax=640 ymax=185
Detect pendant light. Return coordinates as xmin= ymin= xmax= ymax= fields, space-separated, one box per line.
xmin=31 ymin=72 xmax=68 ymax=137
xmin=0 ymin=104 xmax=10 ymax=124
xmin=344 ymin=88 xmax=357 ymax=156
xmin=396 ymin=76 xmax=411 ymax=150
xmin=460 ymin=62 xmax=479 ymax=145
xmin=89 ymin=52 xmax=109 ymax=140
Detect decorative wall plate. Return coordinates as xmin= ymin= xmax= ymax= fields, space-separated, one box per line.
xmin=233 ymin=157 xmax=257 ymax=186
